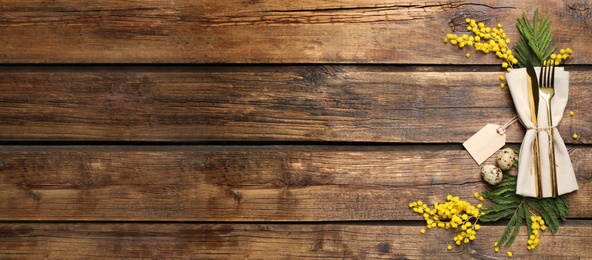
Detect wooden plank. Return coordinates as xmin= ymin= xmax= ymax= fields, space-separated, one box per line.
xmin=0 ymin=0 xmax=590 ymax=64
xmin=0 ymin=145 xmax=590 ymax=221
xmin=0 ymin=222 xmax=591 ymax=259
xmin=1 ymin=66 xmax=590 ymax=143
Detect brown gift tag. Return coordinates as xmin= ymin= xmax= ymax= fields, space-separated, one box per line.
xmin=463 ymin=124 xmax=506 ymax=165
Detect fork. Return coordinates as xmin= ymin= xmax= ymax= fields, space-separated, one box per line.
xmin=539 ymin=59 xmax=558 ymax=197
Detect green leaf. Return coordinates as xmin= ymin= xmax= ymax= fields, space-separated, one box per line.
xmin=557 ymin=196 xmax=571 ymax=221
xmin=540 ymin=199 xmax=561 ymax=234
xmin=515 ymin=36 xmax=539 ymax=67
xmin=514 ymin=9 xmax=557 ymax=66
xmin=524 ymin=202 xmax=533 ymax=237
xmin=488 ymin=185 xmax=516 ymax=196
xmin=483 ymin=193 xmax=522 ymax=205
xmin=482 ymin=203 xmax=518 ymax=214
xmin=493 ymin=174 xmax=517 ymax=188
xmin=504 ymin=206 xmax=525 ymax=247
xmin=498 ymin=205 xmax=524 ymax=247
xmin=480 ymin=207 xmax=516 ymax=222
xmin=526 ymin=199 xmax=559 ymax=234
xmin=492 ymin=178 xmax=517 ymax=189
xmin=546 ymin=196 xmax=569 ymax=221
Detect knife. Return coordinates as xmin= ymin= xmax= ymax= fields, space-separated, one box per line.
xmin=526 ymin=61 xmax=539 ymax=120
xmin=526 ymin=61 xmax=543 ymax=198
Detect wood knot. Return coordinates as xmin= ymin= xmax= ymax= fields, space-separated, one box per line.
xmin=378 ymin=242 xmax=391 ymax=253
xmin=566 ymin=1 xmax=592 ymax=28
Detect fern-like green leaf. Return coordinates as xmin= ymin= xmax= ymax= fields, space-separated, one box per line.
xmin=546 ymin=196 xmax=569 ymax=221
xmin=484 ymin=193 xmax=522 ymax=205
xmin=514 ymin=9 xmax=557 ymax=67
xmin=526 ymin=199 xmax=559 ymax=234
xmin=498 ymin=206 xmax=523 ymax=247
xmin=480 ymin=207 xmax=516 ymax=222
xmin=488 ymin=185 xmax=516 ymax=197
xmin=514 ymin=37 xmax=538 ymax=67
xmin=524 ymin=202 xmax=533 ymax=237
xmin=556 ymin=196 xmax=571 ymax=221
xmin=482 ymin=203 xmax=518 ymax=214
xmin=492 ymin=180 xmax=517 ymax=189
xmin=492 ymin=174 xmax=517 ymax=189
xmin=540 ymin=199 xmax=561 ymax=234
xmin=504 ymin=205 xmax=525 ymax=247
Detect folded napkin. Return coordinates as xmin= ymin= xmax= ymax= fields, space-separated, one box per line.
xmin=506 ymin=67 xmax=578 ymax=198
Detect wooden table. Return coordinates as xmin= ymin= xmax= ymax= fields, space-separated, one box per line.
xmin=1 ymin=1 xmax=591 ymax=259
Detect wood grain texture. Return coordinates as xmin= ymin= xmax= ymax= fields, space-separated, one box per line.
xmin=1 ymin=66 xmax=591 ymax=143
xmin=1 ymin=0 xmax=591 ymax=258
xmin=1 ymin=222 xmax=591 ymax=259
xmin=1 ymin=145 xmax=590 ymax=221
xmin=0 ymin=0 xmax=591 ymax=63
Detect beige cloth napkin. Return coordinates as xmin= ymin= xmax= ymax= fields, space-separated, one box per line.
xmin=506 ymin=67 xmax=578 ymax=198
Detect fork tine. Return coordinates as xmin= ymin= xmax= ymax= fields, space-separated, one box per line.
xmin=550 ymin=60 xmax=555 ymax=89
xmin=547 ymin=59 xmax=553 ymax=88
xmin=543 ymin=60 xmax=548 ymax=87
xmin=543 ymin=59 xmax=551 ymax=88
xmin=540 ymin=60 xmax=549 ymax=88
xmin=539 ymin=60 xmax=544 ymax=88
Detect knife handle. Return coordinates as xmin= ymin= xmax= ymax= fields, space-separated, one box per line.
xmin=533 ymin=134 xmax=543 ymax=198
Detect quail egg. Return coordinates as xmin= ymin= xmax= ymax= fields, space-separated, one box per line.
xmin=496 ymin=148 xmax=516 ymax=171
xmin=481 ymin=164 xmax=503 ymax=185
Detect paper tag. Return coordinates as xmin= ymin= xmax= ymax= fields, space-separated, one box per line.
xmin=463 ymin=124 xmax=506 ymax=165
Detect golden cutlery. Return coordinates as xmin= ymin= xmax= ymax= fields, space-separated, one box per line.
xmin=539 ymin=59 xmax=558 ymax=197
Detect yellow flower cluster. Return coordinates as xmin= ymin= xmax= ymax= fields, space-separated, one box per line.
xmin=444 ymin=18 xmax=574 ymax=90
xmin=444 ymin=19 xmax=516 ymax=74
xmin=549 ymin=48 xmax=573 ymax=65
xmin=409 ymin=194 xmax=483 ymax=249
xmin=527 ymin=215 xmax=547 ymax=250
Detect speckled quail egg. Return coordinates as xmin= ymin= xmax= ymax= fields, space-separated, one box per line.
xmin=496 ymin=148 xmax=516 ymax=171
xmin=481 ymin=164 xmax=503 ymax=185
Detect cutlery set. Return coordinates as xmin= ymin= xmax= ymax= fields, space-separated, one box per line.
xmin=526 ymin=60 xmax=558 ymax=198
